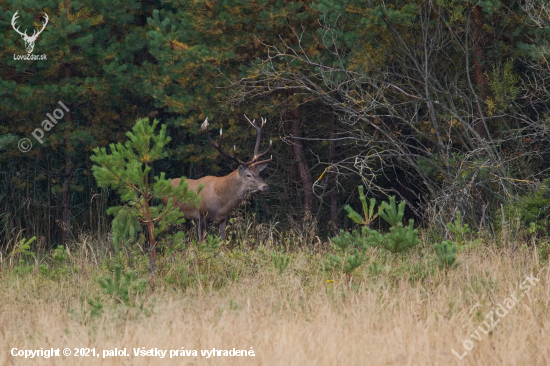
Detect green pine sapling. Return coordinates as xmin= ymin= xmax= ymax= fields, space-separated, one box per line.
xmin=433 ymin=240 xmax=458 ymax=270
xmin=379 ymin=196 xmax=405 ymax=227
xmin=91 ymin=118 xmax=201 ymax=288
xmin=9 ymin=236 xmax=37 ymax=259
xmin=97 ymin=265 xmax=148 ymax=307
xmin=326 ymin=229 xmax=370 ymax=281
xmin=344 ymin=186 xmax=379 ymax=226
xmin=339 ymin=187 xmax=420 ymax=257
xmin=446 ymin=211 xmax=481 ymax=250
xmin=376 ymin=196 xmax=420 ymax=254
xmin=447 ymin=211 xmax=469 ymax=245
xmin=9 ymin=236 xmax=37 ymax=275
xmin=328 ymin=187 xmax=420 ymax=282
xmin=271 ymin=252 xmax=291 ymax=274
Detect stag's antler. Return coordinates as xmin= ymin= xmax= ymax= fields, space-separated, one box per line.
xmin=201 ymin=118 xmax=246 ymax=165
xmin=243 ymin=114 xmax=272 ymax=166
xmin=202 ymin=116 xmax=273 ymax=166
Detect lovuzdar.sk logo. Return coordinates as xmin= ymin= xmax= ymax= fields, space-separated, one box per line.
xmin=12 ymin=11 xmax=48 ymax=60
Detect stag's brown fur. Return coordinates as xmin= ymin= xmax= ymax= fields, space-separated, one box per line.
xmin=163 ymin=163 xmax=268 ymax=241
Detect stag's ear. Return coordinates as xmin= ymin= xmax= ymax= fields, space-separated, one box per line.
xmin=254 ymin=162 xmax=269 ymax=173
xmin=238 ymin=164 xmax=247 ymax=175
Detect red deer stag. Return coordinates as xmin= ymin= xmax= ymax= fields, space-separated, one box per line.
xmin=164 ymin=116 xmax=272 ymax=241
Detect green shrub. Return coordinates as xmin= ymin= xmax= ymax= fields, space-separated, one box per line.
xmin=325 ymin=229 xmax=370 ymax=277
xmin=446 ymin=211 xmax=469 ymax=245
xmin=498 ymin=180 xmax=550 ymax=239
xmin=371 ymin=220 xmax=420 ymax=254
xmin=97 ymin=265 xmax=148 ymax=307
xmin=343 ymin=188 xmax=421 ymax=254
xmin=39 ymin=245 xmax=77 ymax=280
xmin=9 ymin=236 xmax=36 ymax=258
xmin=433 ymin=240 xmax=458 ymax=270
xmin=372 ymin=195 xmax=420 ymax=254
xmin=344 ymin=186 xmax=379 ymax=226
xmin=271 ymin=252 xmax=291 ymax=274
xmin=13 ymin=259 xmax=34 ymax=276
xmin=328 ymin=188 xmax=420 ymax=278
xmin=9 ymin=236 xmax=37 ymax=277
xmin=379 ymin=195 xmax=405 ymax=227
xmin=539 ymin=242 xmax=550 ymax=263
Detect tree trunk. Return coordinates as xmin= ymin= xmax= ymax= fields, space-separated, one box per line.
xmin=472 ymin=5 xmax=490 ymax=138
xmin=144 ymin=172 xmax=157 ymax=290
xmin=472 ymin=5 xmax=489 ymax=97
xmin=289 ymin=107 xmax=315 ymax=213
xmin=62 ymin=66 xmax=72 ymax=245
xmin=62 ymin=134 xmax=72 ymax=244
xmin=147 ymin=219 xmax=157 ymax=289
xmin=329 ymin=116 xmax=338 ymax=235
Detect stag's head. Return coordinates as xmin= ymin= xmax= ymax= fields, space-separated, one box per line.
xmin=237 ymin=162 xmax=269 ymax=193
xmin=201 ymin=115 xmax=272 ymax=193
xmin=12 ymin=11 xmax=49 ymax=54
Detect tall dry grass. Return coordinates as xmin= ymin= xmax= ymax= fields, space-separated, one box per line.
xmin=0 ymin=240 xmax=549 ymax=365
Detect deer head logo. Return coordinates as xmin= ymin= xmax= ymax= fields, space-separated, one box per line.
xmin=11 ymin=11 xmax=49 ymax=54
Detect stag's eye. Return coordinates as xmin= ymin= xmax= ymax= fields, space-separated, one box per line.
xmin=246 ymin=173 xmax=252 ymax=178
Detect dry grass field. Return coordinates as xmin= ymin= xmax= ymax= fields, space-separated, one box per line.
xmin=1 ymin=237 xmax=549 ymax=366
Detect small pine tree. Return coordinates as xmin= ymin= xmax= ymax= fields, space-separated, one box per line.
xmin=379 ymin=219 xmax=420 ymax=254
xmin=444 ymin=211 xmax=481 ymax=251
xmin=344 ymin=186 xmax=379 ymax=227
xmin=8 ymin=236 xmax=37 ymax=258
xmin=326 ymin=229 xmax=370 ymax=281
xmin=271 ymin=252 xmax=291 ymax=274
xmin=446 ymin=211 xmax=469 ymax=245
xmin=433 ymin=240 xmax=458 ymax=270
xmin=376 ymin=196 xmax=420 ymax=254
xmin=97 ymin=265 xmax=147 ymax=307
xmin=91 ymin=118 xmax=201 ymax=288
xmin=340 ymin=188 xmax=420 ymax=259
xmin=379 ymin=196 xmax=405 ymax=227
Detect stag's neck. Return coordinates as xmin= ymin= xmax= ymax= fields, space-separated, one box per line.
xmin=215 ymin=170 xmax=247 ymax=212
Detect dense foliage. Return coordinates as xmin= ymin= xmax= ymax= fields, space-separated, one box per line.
xmin=2 ymin=0 xmax=550 ymax=248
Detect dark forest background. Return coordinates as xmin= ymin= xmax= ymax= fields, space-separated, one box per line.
xmin=2 ymin=0 xmax=550 ymax=248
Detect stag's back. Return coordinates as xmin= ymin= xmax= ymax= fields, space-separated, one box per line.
xmin=165 ymin=165 xmax=268 ymax=224
xmin=167 ymin=172 xmax=242 ymax=223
